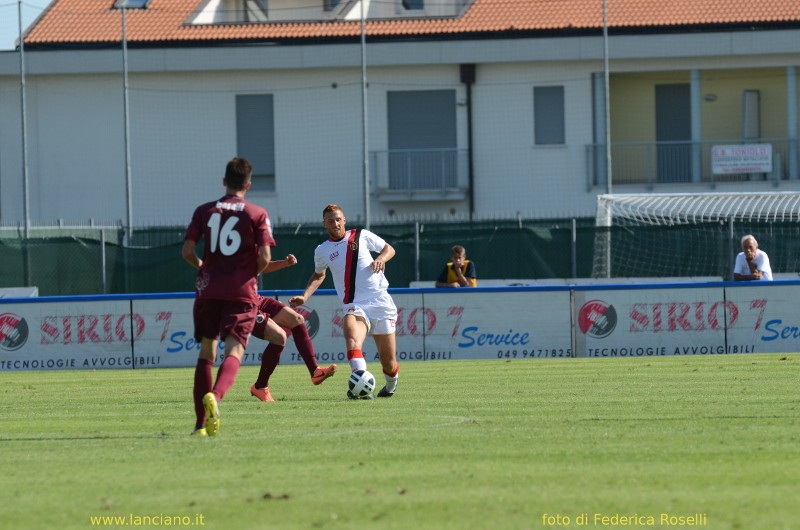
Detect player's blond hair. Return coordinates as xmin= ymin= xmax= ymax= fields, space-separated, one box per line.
xmin=323 ymin=204 xmax=344 ymax=217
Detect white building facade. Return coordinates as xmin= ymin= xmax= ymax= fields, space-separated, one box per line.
xmin=1 ymin=19 xmax=799 ymax=227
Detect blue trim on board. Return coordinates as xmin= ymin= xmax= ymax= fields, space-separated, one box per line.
xmin=2 ymin=279 xmax=799 ymax=304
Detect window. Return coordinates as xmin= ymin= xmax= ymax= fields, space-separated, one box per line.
xmin=114 ymin=0 xmax=149 ymax=8
xmin=236 ymin=95 xmax=275 ymax=192
xmin=324 ymin=0 xmax=342 ymax=11
xmin=402 ymin=0 xmax=424 ymax=10
xmin=534 ymin=86 xmax=565 ymax=145
xmin=387 ymin=90 xmax=457 ymax=190
xmin=245 ymin=0 xmax=268 ymax=22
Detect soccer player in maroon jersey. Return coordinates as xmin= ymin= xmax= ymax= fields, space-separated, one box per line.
xmin=289 ymin=204 xmax=399 ymax=399
xmin=247 ymin=256 xmax=336 ymax=402
xmin=182 ymin=157 xmax=274 ymax=436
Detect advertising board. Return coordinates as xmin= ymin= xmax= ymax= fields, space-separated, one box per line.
xmin=421 ymin=290 xmax=573 ymax=360
xmin=573 ymin=286 xmax=733 ymax=357
xmin=2 ymin=282 xmax=798 ymax=370
xmin=0 ymin=298 xmax=143 ymax=370
xmin=725 ymin=283 xmax=800 ymax=353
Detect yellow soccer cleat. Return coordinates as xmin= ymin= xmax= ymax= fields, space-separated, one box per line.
xmin=202 ymin=392 xmax=220 ymax=436
xmin=190 ymin=426 xmax=207 ymax=437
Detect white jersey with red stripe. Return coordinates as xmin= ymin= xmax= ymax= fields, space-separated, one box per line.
xmin=313 ymin=228 xmax=390 ymax=304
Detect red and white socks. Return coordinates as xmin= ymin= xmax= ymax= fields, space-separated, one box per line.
xmin=383 ymin=365 xmax=399 ymax=393
xmin=347 ymin=349 xmax=367 ymax=372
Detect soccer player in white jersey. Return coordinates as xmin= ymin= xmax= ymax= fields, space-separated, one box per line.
xmin=289 ymin=204 xmax=399 ymax=399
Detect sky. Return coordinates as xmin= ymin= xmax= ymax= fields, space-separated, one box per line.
xmin=0 ymin=0 xmax=50 ymax=51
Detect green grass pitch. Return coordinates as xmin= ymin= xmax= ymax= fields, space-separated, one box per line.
xmin=0 ymin=354 xmax=797 ymax=530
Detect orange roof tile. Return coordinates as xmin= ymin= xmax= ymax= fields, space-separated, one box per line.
xmin=23 ymin=0 xmax=800 ymax=46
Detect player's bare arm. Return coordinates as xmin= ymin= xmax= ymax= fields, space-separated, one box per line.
xmin=256 ymin=245 xmax=272 ymax=275
xmin=181 ymin=239 xmax=202 ymax=270
xmin=371 ymin=243 xmax=395 ymax=273
xmin=289 ymin=270 xmax=327 ymax=308
xmin=263 ymin=254 xmax=298 ymax=274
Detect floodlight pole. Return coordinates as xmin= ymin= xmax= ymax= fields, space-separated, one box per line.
xmin=603 ymin=0 xmax=612 ymax=194
xmin=122 ymin=3 xmax=134 ymax=242
xmin=360 ymin=0 xmax=370 ymax=230
xmin=601 ymin=0 xmax=612 ymax=279
xmin=18 ymin=0 xmax=30 ymax=239
xmin=18 ymin=0 xmax=32 ymax=289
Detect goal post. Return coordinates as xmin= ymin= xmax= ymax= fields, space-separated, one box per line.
xmin=592 ymin=191 xmax=800 ymax=278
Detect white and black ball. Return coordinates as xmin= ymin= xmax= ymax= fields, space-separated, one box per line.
xmin=348 ymin=369 xmax=376 ymax=398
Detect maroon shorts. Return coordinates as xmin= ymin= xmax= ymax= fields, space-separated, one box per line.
xmin=252 ymin=297 xmax=287 ymax=339
xmin=193 ymin=299 xmax=258 ymax=348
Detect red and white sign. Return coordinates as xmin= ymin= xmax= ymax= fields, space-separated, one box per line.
xmin=574 ymin=287 xmax=732 ymax=357
xmin=1 ymin=282 xmax=798 ymax=370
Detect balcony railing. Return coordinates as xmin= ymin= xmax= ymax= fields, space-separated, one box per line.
xmin=587 ymin=138 xmax=800 ymax=188
xmin=371 ymin=148 xmax=469 ymax=201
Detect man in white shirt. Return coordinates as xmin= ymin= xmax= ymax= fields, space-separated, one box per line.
xmin=289 ymin=204 xmax=399 ymax=399
xmin=733 ymin=234 xmax=773 ymax=281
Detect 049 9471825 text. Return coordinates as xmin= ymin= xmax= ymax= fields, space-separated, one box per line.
xmin=497 ymin=348 xmax=571 ymax=358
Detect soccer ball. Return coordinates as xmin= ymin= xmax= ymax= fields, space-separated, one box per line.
xmin=348 ymin=369 xmax=376 ymax=398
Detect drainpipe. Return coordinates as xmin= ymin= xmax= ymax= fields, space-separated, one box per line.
xmin=460 ymin=64 xmax=476 ymax=220
xmin=788 ymin=66 xmax=798 ymax=180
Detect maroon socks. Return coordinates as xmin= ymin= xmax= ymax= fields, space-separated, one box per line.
xmin=212 ymin=355 xmax=241 ymax=400
xmin=193 ymin=358 xmax=213 ymax=427
xmin=291 ymin=325 xmax=319 ymax=375
xmin=254 ymin=343 xmax=283 ymax=389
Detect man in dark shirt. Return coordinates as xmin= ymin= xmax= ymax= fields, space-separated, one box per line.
xmin=182 ymin=157 xmax=274 ymax=436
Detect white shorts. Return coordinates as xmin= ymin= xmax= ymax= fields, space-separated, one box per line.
xmin=343 ymin=292 xmax=397 ymax=335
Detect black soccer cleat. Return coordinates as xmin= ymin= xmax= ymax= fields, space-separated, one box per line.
xmin=376 ymin=386 xmax=394 ymax=398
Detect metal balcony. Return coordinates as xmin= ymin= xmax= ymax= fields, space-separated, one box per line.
xmin=587 ymin=138 xmax=800 ymax=189
xmin=371 ymin=148 xmax=469 ymax=201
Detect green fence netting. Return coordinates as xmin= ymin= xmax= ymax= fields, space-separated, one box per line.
xmin=1 ymin=218 xmax=797 ymax=296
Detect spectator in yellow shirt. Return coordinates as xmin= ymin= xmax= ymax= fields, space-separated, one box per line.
xmin=435 ymin=245 xmax=477 ymax=288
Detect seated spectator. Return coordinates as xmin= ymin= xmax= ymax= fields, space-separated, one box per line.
xmin=733 ymin=234 xmax=773 ymax=281
xmin=435 ymin=245 xmax=477 ymax=288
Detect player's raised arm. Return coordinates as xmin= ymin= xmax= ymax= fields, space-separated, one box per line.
xmin=263 ymin=254 xmax=298 ymax=274
xmin=289 ymin=269 xmax=327 ymax=308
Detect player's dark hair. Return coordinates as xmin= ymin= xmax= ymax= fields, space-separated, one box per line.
xmin=451 ymin=245 xmax=466 ymax=256
xmin=225 ymin=157 xmax=252 ymax=191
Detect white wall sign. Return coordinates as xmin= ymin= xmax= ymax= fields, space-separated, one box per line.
xmin=711 ymin=144 xmax=772 ymax=174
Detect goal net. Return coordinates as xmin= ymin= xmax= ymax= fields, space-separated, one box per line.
xmin=592 ymin=192 xmax=800 ymax=279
